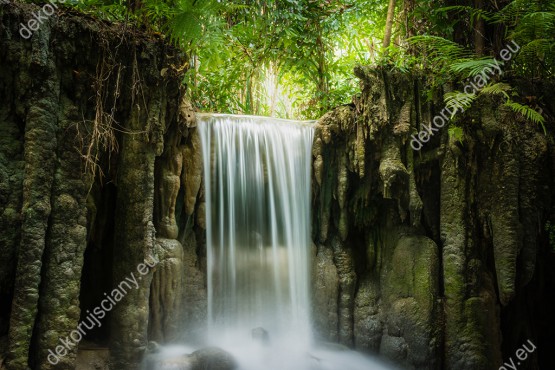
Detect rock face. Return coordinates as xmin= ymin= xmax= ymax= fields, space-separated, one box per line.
xmin=1 ymin=4 xmax=554 ymax=370
xmin=0 ymin=3 xmax=205 ymax=370
xmin=311 ymin=67 xmax=555 ymax=369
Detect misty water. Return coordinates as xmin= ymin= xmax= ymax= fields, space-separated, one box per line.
xmin=147 ymin=114 xmax=395 ymax=370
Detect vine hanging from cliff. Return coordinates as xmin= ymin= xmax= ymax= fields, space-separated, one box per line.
xmin=75 ymin=38 xmax=150 ymax=184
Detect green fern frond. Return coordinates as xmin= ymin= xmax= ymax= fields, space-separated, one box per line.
xmin=436 ymin=5 xmax=494 ymax=23
xmin=449 ymin=58 xmax=498 ymax=78
xmin=493 ymin=0 xmax=544 ymax=25
xmin=504 ymin=100 xmax=546 ymax=127
xmin=444 ymin=91 xmax=478 ymax=115
xmin=479 ymin=82 xmax=513 ymax=99
xmin=409 ymin=35 xmax=473 ymax=61
xmin=166 ymin=11 xmax=203 ymax=45
xmin=158 ymin=0 xmax=229 ymax=49
xmin=518 ymin=39 xmax=554 ymax=60
xmin=512 ymin=13 xmax=555 ymax=40
xmin=522 ymin=11 xmax=555 ymax=24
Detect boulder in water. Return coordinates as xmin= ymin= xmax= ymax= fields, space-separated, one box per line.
xmin=251 ymin=327 xmax=270 ymax=345
xmin=189 ymin=347 xmax=237 ymax=370
xmin=144 ymin=346 xmax=236 ymax=370
xmin=146 ymin=341 xmax=162 ymax=354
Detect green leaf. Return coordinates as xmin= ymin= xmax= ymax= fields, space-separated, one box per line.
xmin=448 ymin=126 xmax=464 ymax=143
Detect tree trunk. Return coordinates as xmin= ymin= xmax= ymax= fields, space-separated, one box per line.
xmin=474 ymin=0 xmax=486 ymax=56
xmin=383 ymin=0 xmax=397 ymax=49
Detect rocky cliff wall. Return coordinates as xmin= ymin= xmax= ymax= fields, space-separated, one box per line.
xmin=0 ymin=3 xmax=203 ymax=370
xmin=310 ymin=67 xmax=555 ymax=370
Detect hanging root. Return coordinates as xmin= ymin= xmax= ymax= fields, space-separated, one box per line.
xmin=75 ymin=44 xmax=121 ymax=184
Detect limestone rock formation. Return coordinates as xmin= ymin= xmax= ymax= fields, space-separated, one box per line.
xmin=311 ymin=67 xmax=554 ymax=370
xmin=0 ymin=3 xmax=205 ymax=370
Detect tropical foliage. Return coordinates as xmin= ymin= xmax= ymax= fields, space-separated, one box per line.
xmin=63 ymin=0 xmax=388 ymax=119
xmin=26 ymin=0 xmax=555 ymax=123
xmin=180 ymin=0 xmax=389 ymax=119
xmin=405 ymin=0 xmax=554 ymax=128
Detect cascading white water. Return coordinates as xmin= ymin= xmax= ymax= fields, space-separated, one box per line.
xmin=148 ymin=113 xmax=397 ymax=370
xmin=198 ymin=114 xmax=314 ymax=349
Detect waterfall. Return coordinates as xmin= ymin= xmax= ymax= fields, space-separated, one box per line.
xmin=198 ymin=114 xmax=314 ymax=348
xmin=176 ymin=114 xmax=395 ymax=370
